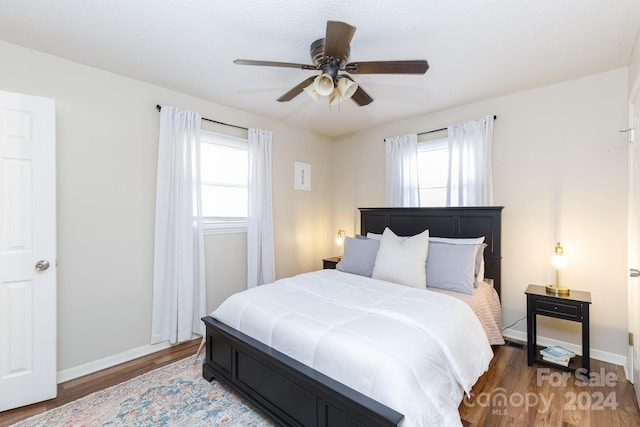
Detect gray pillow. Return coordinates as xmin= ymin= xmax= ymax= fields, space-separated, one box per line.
xmin=425 ymin=241 xmax=477 ymax=294
xmin=429 ymin=237 xmax=486 ymax=286
xmin=336 ymin=236 xmax=380 ymax=277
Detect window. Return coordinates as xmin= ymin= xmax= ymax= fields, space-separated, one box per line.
xmin=417 ymin=137 xmax=448 ymax=207
xmin=200 ymin=130 xmax=248 ymax=233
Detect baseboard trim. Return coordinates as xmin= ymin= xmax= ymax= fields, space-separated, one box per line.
xmin=57 ymin=335 xmax=199 ymax=383
xmin=502 ymin=328 xmax=627 ymax=367
xmin=59 ymin=330 xmax=627 ymax=384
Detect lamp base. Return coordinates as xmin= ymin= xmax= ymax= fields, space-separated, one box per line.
xmin=545 ymin=284 xmax=570 ymax=296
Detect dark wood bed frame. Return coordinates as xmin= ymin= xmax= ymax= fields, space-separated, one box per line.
xmin=202 ymin=206 xmax=503 ymax=427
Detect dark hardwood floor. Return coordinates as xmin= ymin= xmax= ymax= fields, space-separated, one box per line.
xmin=1 ymin=338 xmax=639 ymax=427
xmin=460 ymin=341 xmax=640 ymax=426
xmin=0 ymin=339 xmax=201 ymax=427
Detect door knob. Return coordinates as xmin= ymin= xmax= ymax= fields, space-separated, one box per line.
xmin=630 ymin=268 xmax=640 ymax=278
xmin=35 ymin=260 xmax=50 ymax=271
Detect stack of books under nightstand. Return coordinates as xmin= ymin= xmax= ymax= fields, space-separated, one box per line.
xmin=540 ymin=345 xmax=576 ymax=367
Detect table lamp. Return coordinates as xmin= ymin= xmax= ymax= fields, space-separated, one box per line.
xmin=546 ymin=242 xmax=570 ymax=296
xmin=336 ymin=229 xmax=345 ymax=261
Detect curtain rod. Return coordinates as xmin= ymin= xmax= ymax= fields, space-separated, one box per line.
xmin=418 ymin=115 xmax=497 ymax=136
xmin=156 ymin=105 xmax=248 ymax=131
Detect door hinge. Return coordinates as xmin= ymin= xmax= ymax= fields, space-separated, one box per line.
xmin=630 ymin=332 xmax=634 ymax=346
xmin=620 ymin=128 xmax=636 ymax=143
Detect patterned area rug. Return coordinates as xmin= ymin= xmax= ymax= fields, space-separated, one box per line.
xmin=12 ymin=356 xmax=275 ymax=426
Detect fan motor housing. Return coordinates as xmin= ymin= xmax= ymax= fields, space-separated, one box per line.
xmin=310 ymin=38 xmax=350 ymax=69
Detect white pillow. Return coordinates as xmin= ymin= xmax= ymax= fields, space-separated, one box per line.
xmin=372 ymin=228 xmax=429 ymax=288
xmin=429 ymin=237 xmax=486 ymax=286
xmin=366 ymin=232 xmax=382 ymax=240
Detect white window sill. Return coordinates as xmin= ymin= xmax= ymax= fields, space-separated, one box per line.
xmin=204 ymin=221 xmax=247 ymax=235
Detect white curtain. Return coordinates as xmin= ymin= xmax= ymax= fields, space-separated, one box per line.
xmin=446 ymin=115 xmax=494 ymax=206
xmin=385 ymin=133 xmax=420 ymax=207
xmin=151 ymin=106 xmax=206 ymax=344
xmin=247 ymin=128 xmax=275 ymax=288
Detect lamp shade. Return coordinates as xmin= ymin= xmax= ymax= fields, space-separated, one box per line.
xmin=328 ymin=88 xmax=341 ymax=106
xmin=313 ymin=73 xmax=334 ymax=96
xmin=337 ymin=77 xmax=358 ymax=99
xmin=303 ymin=82 xmax=319 ymax=101
xmin=551 ymin=242 xmax=567 ymax=269
xmin=546 ymin=241 xmax=569 ymax=295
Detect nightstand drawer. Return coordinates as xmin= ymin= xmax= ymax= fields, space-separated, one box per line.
xmin=535 ymin=299 xmax=581 ymax=320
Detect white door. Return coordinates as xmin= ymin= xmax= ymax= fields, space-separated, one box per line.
xmin=629 ymin=89 xmax=640 ymax=405
xmin=0 ymin=91 xmax=57 ymax=411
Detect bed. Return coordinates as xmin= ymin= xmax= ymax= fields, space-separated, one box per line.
xmin=202 ymin=206 xmax=503 ymax=427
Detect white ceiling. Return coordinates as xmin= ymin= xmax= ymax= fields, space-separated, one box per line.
xmin=1 ymin=0 xmax=639 ymax=137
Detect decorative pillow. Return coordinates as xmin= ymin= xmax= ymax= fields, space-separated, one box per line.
xmin=425 ymin=241 xmax=477 ymax=294
xmin=336 ymin=237 xmax=380 ymax=277
xmin=371 ymin=228 xmax=429 ymax=288
xmin=366 ymin=232 xmax=382 ymax=240
xmin=476 ymin=243 xmax=487 ymax=285
xmin=429 ymin=237 xmax=486 ymax=286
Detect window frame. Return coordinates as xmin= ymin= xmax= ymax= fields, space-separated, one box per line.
xmin=200 ymin=130 xmax=248 ymax=235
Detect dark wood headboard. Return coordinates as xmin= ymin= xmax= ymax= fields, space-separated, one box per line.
xmin=360 ymin=207 xmax=503 ymax=297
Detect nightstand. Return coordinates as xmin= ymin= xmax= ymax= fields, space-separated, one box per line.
xmin=525 ymin=284 xmax=592 ymax=372
xmin=322 ymin=256 xmax=340 ymax=269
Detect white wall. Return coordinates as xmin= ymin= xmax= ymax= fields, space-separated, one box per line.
xmin=0 ymin=41 xmax=334 ymax=373
xmin=332 ymin=69 xmax=629 ymax=360
xmin=0 ymin=37 xmax=632 ymax=375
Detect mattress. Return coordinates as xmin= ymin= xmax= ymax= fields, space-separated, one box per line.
xmin=428 ymin=281 xmax=504 ymax=345
xmin=212 ymin=269 xmax=494 ymax=427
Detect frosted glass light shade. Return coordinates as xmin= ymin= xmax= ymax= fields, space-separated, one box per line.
xmin=551 ymin=242 xmax=567 ymax=269
xmin=328 ymin=88 xmax=341 ymax=105
xmin=313 ymin=74 xmax=334 ymax=96
xmin=337 ymin=77 xmax=358 ymax=99
xmin=303 ymin=82 xmax=319 ymax=101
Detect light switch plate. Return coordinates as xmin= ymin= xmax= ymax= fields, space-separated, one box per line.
xmin=294 ymin=161 xmax=311 ymax=191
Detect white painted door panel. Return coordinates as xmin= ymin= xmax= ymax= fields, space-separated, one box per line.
xmin=0 ymin=90 xmax=56 ymax=411
xmin=629 ymin=89 xmax=640 ymax=407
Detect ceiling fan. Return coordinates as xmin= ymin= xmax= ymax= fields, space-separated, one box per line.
xmin=234 ymin=21 xmax=429 ymax=106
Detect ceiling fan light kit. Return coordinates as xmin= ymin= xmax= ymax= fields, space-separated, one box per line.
xmin=234 ymin=21 xmax=429 ymax=107
xmin=303 ymin=83 xmax=320 ymax=101
xmin=313 ymin=73 xmax=335 ymax=96
xmin=337 ymin=77 xmax=357 ymax=98
xmin=306 ymin=75 xmax=359 ymax=105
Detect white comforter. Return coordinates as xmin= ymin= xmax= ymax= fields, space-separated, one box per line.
xmin=212 ymin=269 xmax=493 ymax=427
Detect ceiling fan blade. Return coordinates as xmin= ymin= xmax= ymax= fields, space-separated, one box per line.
xmin=346 ymin=60 xmax=429 ymax=74
xmin=351 ymin=86 xmax=374 ymax=106
xmin=277 ymin=76 xmax=316 ymax=102
xmin=340 ymin=75 xmax=373 ymax=106
xmin=324 ymin=21 xmax=356 ymax=60
xmin=234 ymin=59 xmax=316 ymax=70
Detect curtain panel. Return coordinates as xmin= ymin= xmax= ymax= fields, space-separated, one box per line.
xmin=446 ymin=115 xmax=494 ymax=206
xmin=385 ymin=133 xmax=420 ymax=207
xmin=247 ymin=128 xmax=275 ymax=288
xmin=151 ymin=106 xmax=206 ymax=344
